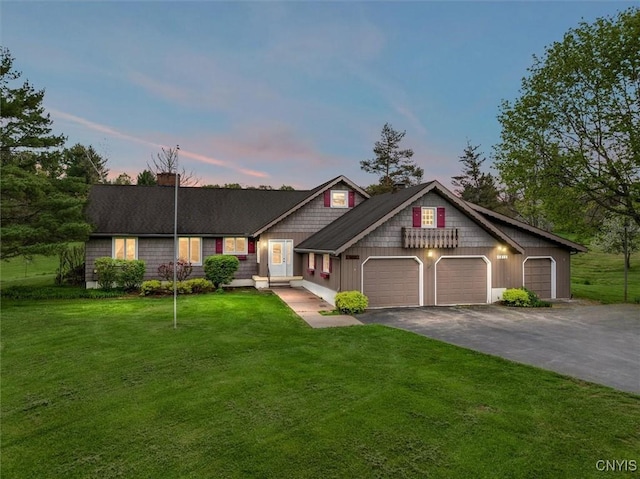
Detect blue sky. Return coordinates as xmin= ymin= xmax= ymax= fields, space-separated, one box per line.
xmin=3 ymin=1 xmax=634 ymax=189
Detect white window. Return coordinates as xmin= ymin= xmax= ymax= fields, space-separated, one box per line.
xmin=322 ymin=254 xmax=331 ymax=274
xmin=308 ymin=252 xmax=315 ymax=270
xmin=331 ymin=190 xmax=348 ymax=208
xmin=178 ymin=237 xmax=202 ymax=265
xmin=421 ymin=207 xmax=436 ymax=228
xmin=113 ymin=237 xmax=137 ymax=260
xmin=224 ymin=237 xmax=247 ymax=254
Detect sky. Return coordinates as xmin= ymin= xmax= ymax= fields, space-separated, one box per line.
xmin=2 ymin=1 xmax=635 ymax=190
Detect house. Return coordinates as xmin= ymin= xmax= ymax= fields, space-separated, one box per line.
xmin=85 ymin=175 xmax=586 ymax=307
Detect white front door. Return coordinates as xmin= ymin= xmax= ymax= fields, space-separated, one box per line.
xmin=268 ymin=240 xmax=293 ymax=277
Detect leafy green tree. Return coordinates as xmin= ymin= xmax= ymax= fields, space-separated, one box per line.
xmin=452 ymin=142 xmax=501 ymax=210
xmin=494 ymin=8 xmax=640 ymax=230
xmin=361 ymin=123 xmax=423 ymax=194
xmin=62 ymin=143 xmax=109 ymax=184
xmin=113 ymin=172 xmax=132 ymax=185
xmin=593 ymin=216 xmax=639 ymax=270
xmin=136 ymin=169 xmax=157 ymax=186
xmin=1 ymin=47 xmax=91 ymax=259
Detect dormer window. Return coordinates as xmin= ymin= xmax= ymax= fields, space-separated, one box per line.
xmin=331 ymin=190 xmax=348 ymax=208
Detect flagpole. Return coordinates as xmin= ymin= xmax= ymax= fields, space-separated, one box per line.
xmin=173 ymin=145 xmax=179 ymax=329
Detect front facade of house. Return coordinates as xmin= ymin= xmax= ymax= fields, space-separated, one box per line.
xmin=85 ymin=175 xmax=585 ymax=307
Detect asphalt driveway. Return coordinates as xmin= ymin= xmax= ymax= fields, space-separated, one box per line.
xmin=357 ymin=302 xmax=640 ymax=394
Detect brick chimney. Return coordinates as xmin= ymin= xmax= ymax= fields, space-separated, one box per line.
xmin=157 ymin=172 xmax=180 ymax=186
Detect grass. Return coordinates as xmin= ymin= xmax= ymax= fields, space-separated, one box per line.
xmin=571 ymin=248 xmax=640 ymax=303
xmin=0 ymin=253 xmax=59 ymax=287
xmin=2 ymin=291 xmax=639 ymax=478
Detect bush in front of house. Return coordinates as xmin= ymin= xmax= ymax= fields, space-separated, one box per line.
xmin=335 ymin=291 xmax=369 ymax=314
xmin=95 ymin=257 xmax=119 ymax=290
xmin=203 ymin=255 xmax=240 ymax=291
xmin=116 ymin=260 xmax=146 ymax=291
xmin=140 ymin=278 xmax=215 ymax=296
xmin=502 ymin=288 xmax=531 ymax=307
xmin=95 ymin=257 xmax=146 ymax=291
xmin=157 ymin=260 xmax=193 ymax=282
xmin=502 ymin=288 xmax=551 ymax=308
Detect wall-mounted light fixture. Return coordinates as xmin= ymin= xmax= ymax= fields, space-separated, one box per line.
xmin=427 ymin=250 xmax=434 ymax=258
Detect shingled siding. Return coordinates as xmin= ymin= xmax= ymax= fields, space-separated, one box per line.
xmin=85 ymin=237 xmax=257 ymax=284
xmin=496 ymin=225 xmax=557 ymax=248
xmin=356 ymin=192 xmax=495 ymax=249
xmin=267 ymin=183 xmax=367 ymax=234
xmin=85 ymin=238 xmax=112 ymax=282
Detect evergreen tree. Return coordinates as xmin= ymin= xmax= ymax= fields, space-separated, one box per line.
xmin=1 ymin=47 xmax=91 ymax=259
xmin=451 ymin=142 xmax=501 ymax=210
xmin=361 ymin=123 xmax=423 ymax=194
xmin=136 ymin=169 xmax=157 ymax=186
xmin=63 ymin=143 xmax=109 ymax=184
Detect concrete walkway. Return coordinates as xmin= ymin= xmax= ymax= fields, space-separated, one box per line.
xmin=272 ymin=287 xmax=362 ymax=328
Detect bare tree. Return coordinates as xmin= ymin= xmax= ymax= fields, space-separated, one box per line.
xmin=147 ymin=147 xmax=199 ymax=186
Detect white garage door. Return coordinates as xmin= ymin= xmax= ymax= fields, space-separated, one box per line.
xmin=363 ymin=258 xmax=420 ymax=308
xmin=436 ymin=257 xmax=488 ymax=305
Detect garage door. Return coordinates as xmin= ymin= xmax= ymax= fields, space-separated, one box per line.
xmin=524 ymin=258 xmax=552 ymax=299
xmin=436 ymin=257 xmax=487 ymax=305
xmin=363 ymin=258 xmax=420 ymax=308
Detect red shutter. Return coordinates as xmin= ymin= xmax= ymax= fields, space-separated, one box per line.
xmin=437 ymin=207 xmax=446 ymax=228
xmin=348 ymin=191 xmax=355 ymax=207
xmin=215 ymin=238 xmax=223 ymax=254
xmin=248 ymin=238 xmax=256 ymax=254
xmin=324 ymin=190 xmax=331 ymax=207
xmin=412 ymin=207 xmax=422 ymax=228
xmin=329 ymin=258 xmax=332 ymax=273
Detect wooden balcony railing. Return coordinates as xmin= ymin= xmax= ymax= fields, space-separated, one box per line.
xmin=402 ymin=227 xmax=459 ymax=249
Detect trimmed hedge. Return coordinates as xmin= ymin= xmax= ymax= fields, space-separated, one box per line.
xmin=503 ymin=287 xmax=551 ymax=308
xmin=139 ymin=278 xmax=215 ymax=296
xmin=335 ymin=291 xmax=369 ymax=314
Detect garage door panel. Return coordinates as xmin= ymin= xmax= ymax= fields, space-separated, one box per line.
xmin=363 ymin=258 xmax=420 ymax=308
xmin=437 ymin=257 xmax=487 ymax=305
xmin=524 ymin=259 xmax=552 ymax=299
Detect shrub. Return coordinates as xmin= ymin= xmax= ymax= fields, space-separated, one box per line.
xmin=115 ymin=260 xmax=146 ymax=291
xmin=185 ymin=278 xmax=214 ymax=294
xmin=204 ymin=255 xmax=240 ymax=290
xmin=140 ymin=280 xmax=166 ymax=296
xmin=95 ymin=257 xmax=118 ymax=290
xmin=502 ymin=288 xmax=531 ymax=307
xmin=157 ymin=260 xmax=193 ymax=282
xmin=335 ymin=291 xmax=369 ymax=314
xmin=523 ymin=287 xmax=552 ymax=308
xmin=140 ymin=278 xmax=215 ymax=296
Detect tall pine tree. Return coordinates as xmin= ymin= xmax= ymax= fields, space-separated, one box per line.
xmin=1 ymin=47 xmax=91 ymax=259
xmin=451 ymin=142 xmax=501 ymax=211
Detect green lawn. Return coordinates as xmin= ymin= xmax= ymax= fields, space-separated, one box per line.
xmin=0 ymin=253 xmax=59 ymax=287
xmin=2 ymin=291 xmax=638 ymax=478
xmin=571 ymin=249 xmax=640 ymax=303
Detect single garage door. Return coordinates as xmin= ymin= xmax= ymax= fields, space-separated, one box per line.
xmin=363 ymin=258 xmax=420 ymax=308
xmin=524 ymin=258 xmax=552 ymax=299
xmin=436 ymin=257 xmax=487 ymax=305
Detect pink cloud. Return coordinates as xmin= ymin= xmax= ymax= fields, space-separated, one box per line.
xmin=49 ymin=109 xmax=271 ymax=179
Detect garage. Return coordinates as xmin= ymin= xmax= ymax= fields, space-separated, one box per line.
xmin=436 ymin=257 xmax=488 ymax=305
xmin=524 ymin=258 xmax=553 ymax=299
xmin=362 ymin=257 xmax=421 ymax=308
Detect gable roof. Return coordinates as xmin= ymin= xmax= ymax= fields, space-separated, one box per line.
xmin=86 ymin=175 xmax=370 ymax=237
xmin=296 ymin=181 xmax=525 ymax=255
xmin=86 ymin=185 xmax=310 ymax=236
xmin=466 ymin=202 xmax=587 ymax=253
xmin=252 ymin=175 xmax=369 ymax=236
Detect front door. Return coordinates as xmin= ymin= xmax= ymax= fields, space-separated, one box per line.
xmin=268 ymin=240 xmax=293 ymax=277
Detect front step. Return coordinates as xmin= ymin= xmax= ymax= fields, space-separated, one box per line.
xmin=252 ymin=275 xmax=303 ymax=289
